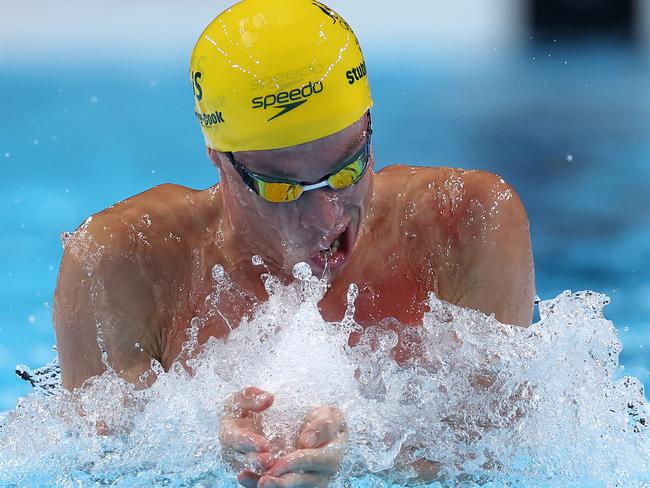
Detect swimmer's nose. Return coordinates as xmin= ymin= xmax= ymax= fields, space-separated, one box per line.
xmin=300 ymin=190 xmax=343 ymax=232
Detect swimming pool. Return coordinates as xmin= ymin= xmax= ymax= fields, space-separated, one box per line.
xmin=1 ymin=39 xmax=649 ymax=485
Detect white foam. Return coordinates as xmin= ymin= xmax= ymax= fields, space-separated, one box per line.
xmin=0 ymin=268 xmax=648 ymax=487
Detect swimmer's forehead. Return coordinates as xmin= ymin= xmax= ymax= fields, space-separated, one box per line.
xmin=232 ymin=114 xmax=369 ymax=181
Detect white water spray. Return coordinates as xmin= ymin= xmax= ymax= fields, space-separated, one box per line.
xmin=0 ymin=267 xmax=648 ymax=487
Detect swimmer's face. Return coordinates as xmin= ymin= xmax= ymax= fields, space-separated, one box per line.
xmin=210 ymin=113 xmax=373 ymax=278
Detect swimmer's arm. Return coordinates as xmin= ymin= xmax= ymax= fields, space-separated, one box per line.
xmin=449 ymin=171 xmax=535 ymax=327
xmin=53 ymin=219 xmax=161 ymax=391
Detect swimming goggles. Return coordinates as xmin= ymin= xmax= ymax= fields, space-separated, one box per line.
xmin=225 ymin=124 xmax=372 ymax=203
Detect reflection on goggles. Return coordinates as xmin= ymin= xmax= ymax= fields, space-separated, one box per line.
xmin=227 ymin=135 xmax=371 ymax=203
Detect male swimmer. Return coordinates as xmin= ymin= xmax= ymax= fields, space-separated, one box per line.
xmin=53 ymin=0 xmax=535 ymax=485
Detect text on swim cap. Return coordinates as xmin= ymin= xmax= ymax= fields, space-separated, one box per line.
xmin=311 ymin=1 xmax=353 ymax=33
xmin=346 ymin=62 xmax=367 ymax=85
xmin=195 ymin=110 xmax=225 ymax=126
xmin=250 ymin=64 xmax=324 ymax=92
xmin=252 ymin=81 xmax=324 ymax=121
xmin=192 ymin=71 xmax=203 ymax=101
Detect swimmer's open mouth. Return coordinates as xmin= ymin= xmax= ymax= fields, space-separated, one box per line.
xmin=309 ymin=227 xmax=352 ymax=272
xmin=320 ymin=233 xmax=343 ymax=255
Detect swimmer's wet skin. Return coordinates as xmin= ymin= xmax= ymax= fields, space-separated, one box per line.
xmin=52 ymin=0 xmax=534 ymax=485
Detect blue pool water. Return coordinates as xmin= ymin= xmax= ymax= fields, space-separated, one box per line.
xmin=0 ymin=39 xmax=649 ymax=485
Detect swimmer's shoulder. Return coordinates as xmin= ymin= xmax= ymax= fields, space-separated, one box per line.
xmin=375 ymin=164 xmax=459 ymax=189
xmin=370 ymin=165 xmax=534 ymax=324
xmin=61 ymin=183 xmax=225 ymax=265
xmin=373 ymin=164 xmax=464 ymax=212
xmin=375 ymin=164 xmax=525 ymax=218
xmin=374 ymin=164 xmax=529 ymax=244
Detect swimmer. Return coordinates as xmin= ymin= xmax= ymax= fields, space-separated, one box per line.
xmin=53 ymin=0 xmax=534 ymax=485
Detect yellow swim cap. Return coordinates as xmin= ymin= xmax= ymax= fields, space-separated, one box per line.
xmin=190 ymin=0 xmax=373 ymax=152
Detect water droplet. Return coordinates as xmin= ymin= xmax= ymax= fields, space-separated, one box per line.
xmin=90 ymin=96 xmax=99 ymax=104
xmin=566 ymin=154 xmax=574 ymax=162
xmin=211 ymin=264 xmax=225 ymax=282
xmin=262 ymin=273 xmax=280 ymax=295
xmin=27 ymin=315 xmax=36 ymax=324
xmin=150 ymin=358 xmax=164 ymax=375
xmin=251 ymin=255 xmax=264 ymax=266
xmin=292 ymin=262 xmax=312 ymax=281
xmin=4 ymin=152 xmax=9 ymax=158
xmin=347 ymin=282 xmax=359 ymax=304
xmin=60 ymin=231 xmax=72 ymax=247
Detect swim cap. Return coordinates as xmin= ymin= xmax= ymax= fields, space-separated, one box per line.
xmin=190 ymin=0 xmax=373 ymax=152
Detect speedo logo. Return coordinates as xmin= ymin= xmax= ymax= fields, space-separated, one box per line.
xmin=252 ymin=81 xmax=324 ymax=121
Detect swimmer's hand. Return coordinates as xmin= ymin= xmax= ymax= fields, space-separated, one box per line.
xmin=219 ymin=387 xmax=274 ymax=487
xmin=257 ymin=405 xmax=348 ymax=488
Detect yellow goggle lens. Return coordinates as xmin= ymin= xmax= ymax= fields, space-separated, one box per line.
xmin=327 ymin=158 xmax=366 ymax=189
xmin=256 ymin=181 xmax=304 ymax=203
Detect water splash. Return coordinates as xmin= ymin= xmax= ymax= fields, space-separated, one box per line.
xmin=1 ymin=267 xmax=648 ymax=487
